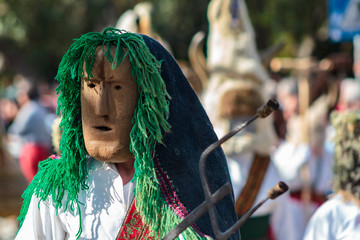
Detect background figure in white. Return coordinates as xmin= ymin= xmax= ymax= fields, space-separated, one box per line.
xmin=273 ymin=77 xmax=334 ymax=238
xmin=7 ymin=76 xmax=52 ymax=183
xmin=304 ymin=110 xmax=360 ymax=240
xmin=202 ymin=0 xmax=297 ymax=239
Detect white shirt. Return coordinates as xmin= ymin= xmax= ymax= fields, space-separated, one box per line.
xmin=16 ymin=158 xmax=135 ymax=240
xmin=304 ymin=194 xmax=360 ymax=240
xmin=272 ymin=141 xmax=310 ymax=191
xmin=273 ymin=140 xmax=334 ymax=195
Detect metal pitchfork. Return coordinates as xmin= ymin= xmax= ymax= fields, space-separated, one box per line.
xmin=162 ymin=99 xmax=289 ymax=240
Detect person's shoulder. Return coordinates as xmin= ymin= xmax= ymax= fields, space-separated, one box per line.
xmin=303 ymin=197 xmax=338 ymax=240
xmin=310 ymin=194 xmax=355 ymax=225
xmin=315 ymin=195 xmax=342 ymax=214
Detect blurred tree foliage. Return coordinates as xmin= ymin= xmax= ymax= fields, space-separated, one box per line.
xmin=0 ymin=0 xmax=350 ymax=84
xmin=246 ymin=0 xmax=351 ymax=58
xmin=0 ymin=0 xmax=123 ymax=82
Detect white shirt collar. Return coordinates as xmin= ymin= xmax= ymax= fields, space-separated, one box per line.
xmin=87 ymin=155 xmax=119 ymax=174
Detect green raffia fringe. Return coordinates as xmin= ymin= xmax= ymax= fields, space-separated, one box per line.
xmin=17 ymin=27 xmax=207 ymax=240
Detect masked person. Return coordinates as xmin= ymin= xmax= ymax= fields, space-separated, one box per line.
xmin=304 ymin=110 xmax=360 ymax=239
xmin=16 ymin=28 xmax=240 ymax=240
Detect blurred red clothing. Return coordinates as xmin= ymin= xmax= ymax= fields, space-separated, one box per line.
xmin=19 ymin=143 xmax=49 ymax=183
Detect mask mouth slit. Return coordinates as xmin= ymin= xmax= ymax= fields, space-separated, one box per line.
xmin=94 ymin=126 xmax=112 ymax=131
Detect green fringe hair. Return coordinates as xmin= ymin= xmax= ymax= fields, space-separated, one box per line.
xmin=331 ymin=110 xmax=360 ymax=200
xmin=17 ymin=27 xmax=208 ymax=239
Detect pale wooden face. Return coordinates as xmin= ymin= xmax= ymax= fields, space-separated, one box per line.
xmin=81 ymin=47 xmax=139 ymax=163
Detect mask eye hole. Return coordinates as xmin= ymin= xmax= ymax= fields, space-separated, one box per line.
xmin=87 ymin=82 xmax=96 ymax=88
xmin=114 ymin=85 xmax=122 ymax=90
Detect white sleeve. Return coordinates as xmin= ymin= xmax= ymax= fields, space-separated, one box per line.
xmin=303 ymin=204 xmax=333 ymax=240
xmin=15 ymin=195 xmax=66 ymax=240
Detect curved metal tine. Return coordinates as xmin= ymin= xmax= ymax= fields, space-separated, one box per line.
xmin=162 ymin=117 xmax=258 ymax=240
xmin=162 ymin=115 xmax=258 ymax=240
xmin=216 ymin=181 xmax=289 ymax=239
xmin=199 ymin=115 xmax=259 ymax=240
xmin=162 ymin=99 xmax=280 ymax=240
xmin=161 ymin=182 xmax=232 ymax=240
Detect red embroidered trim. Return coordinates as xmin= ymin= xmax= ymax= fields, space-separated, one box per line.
xmin=153 ymin=156 xmax=210 ymax=238
xmin=116 ymin=200 xmax=153 ymax=240
xmin=153 ymin=156 xmax=188 ymax=218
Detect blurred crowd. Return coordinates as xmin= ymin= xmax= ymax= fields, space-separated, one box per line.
xmin=0 ymin=75 xmax=58 ymax=239
xmin=272 ymin=75 xmax=360 ymax=239
xmin=0 ymin=75 xmax=57 ymax=183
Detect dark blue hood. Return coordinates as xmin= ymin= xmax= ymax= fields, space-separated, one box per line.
xmin=142 ymin=35 xmax=240 ymax=240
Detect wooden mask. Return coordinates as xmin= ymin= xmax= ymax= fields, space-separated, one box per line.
xmin=81 ymin=47 xmax=139 ymax=163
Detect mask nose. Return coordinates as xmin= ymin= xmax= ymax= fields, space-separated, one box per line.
xmin=95 ymin=82 xmax=110 ymax=117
